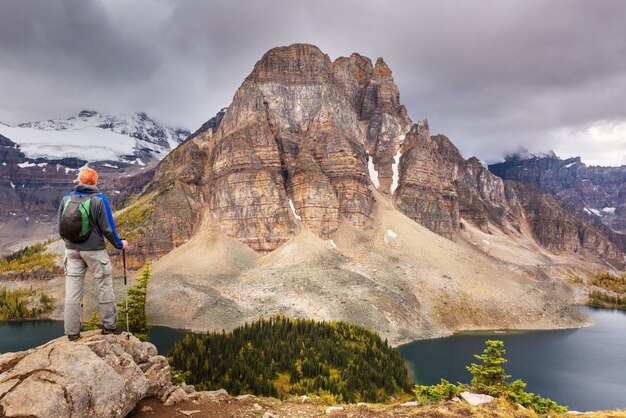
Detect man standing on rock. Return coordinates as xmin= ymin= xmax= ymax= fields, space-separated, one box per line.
xmin=58 ymin=167 xmax=128 ymax=340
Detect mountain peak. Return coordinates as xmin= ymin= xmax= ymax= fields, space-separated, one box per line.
xmin=249 ymin=43 xmax=332 ymax=83
xmin=373 ymin=57 xmax=392 ymax=77
xmin=78 ymin=110 xmax=98 ymax=118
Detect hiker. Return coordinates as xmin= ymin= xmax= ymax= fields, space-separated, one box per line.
xmin=58 ymin=167 xmax=128 ymax=340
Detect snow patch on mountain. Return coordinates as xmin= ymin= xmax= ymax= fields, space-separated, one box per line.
xmin=0 ymin=111 xmax=190 ymax=163
xmin=391 ymin=150 xmax=402 ymax=194
xmin=289 ymin=199 xmax=302 ymax=221
xmin=584 ymin=208 xmax=602 ymax=217
xmin=367 ymin=153 xmax=380 ymax=189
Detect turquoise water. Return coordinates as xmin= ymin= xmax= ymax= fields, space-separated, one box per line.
xmin=397 ymin=306 xmax=626 ymax=411
xmin=0 ymin=320 xmax=188 ymax=356
xmin=1 ymin=306 xmax=624 ymax=411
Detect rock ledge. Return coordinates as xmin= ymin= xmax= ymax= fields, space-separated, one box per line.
xmin=0 ymin=331 xmax=186 ymax=418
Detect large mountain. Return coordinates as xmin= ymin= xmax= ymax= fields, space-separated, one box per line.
xmin=69 ymin=43 xmax=626 ymax=344
xmin=0 ymin=111 xmax=190 ymax=254
xmin=489 ymin=152 xmax=626 ymax=234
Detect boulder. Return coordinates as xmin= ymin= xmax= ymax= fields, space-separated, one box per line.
xmin=0 ymin=331 xmax=176 ymax=418
xmin=163 ymin=387 xmax=188 ymax=406
xmin=460 ymin=391 xmax=495 ymax=405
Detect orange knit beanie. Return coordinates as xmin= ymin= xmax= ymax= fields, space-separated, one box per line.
xmin=79 ymin=167 xmax=99 ymax=185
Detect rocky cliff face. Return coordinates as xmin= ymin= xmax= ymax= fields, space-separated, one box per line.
xmin=143 ymin=44 xmax=412 ymax=254
xmin=506 ymin=182 xmax=625 ymax=268
xmin=125 ymin=43 xmax=624 ymax=271
xmin=489 ymin=154 xmax=626 ymax=233
xmin=394 ymin=121 xmax=521 ymax=238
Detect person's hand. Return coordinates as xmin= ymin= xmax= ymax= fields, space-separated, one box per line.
xmin=121 ymin=240 xmax=128 ymax=250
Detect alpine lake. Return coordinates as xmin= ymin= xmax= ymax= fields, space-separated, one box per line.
xmin=1 ymin=306 xmax=624 ymax=412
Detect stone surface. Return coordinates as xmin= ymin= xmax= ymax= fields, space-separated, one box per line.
xmin=163 ymin=387 xmax=188 ymax=406
xmin=0 ymin=331 xmax=178 ymax=418
xmin=460 ymin=391 xmax=494 ymax=405
xmin=180 ymin=410 xmax=202 ymax=417
xmin=394 ymin=121 xmax=460 ymax=238
xmin=326 ymin=406 xmax=345 ymax=414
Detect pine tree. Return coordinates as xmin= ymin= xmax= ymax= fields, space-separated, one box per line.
xmin=466 ymin=339 xmax=511 ymax=396
xmin=83 ymin=308 xmax=100 ymax=330
xmin=118 ymin=261 xmax=152 ymax=341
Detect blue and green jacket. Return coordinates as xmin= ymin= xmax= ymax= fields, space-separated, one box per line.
xmin=58 ymin=184 xmax=124 ymax=250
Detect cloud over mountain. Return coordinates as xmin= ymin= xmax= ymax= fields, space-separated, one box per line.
xmin=0 ymin=0 xmax=624 ymax=165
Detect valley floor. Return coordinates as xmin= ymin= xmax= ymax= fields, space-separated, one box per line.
xmin=130 ymin=394 xmax=626 ymax=418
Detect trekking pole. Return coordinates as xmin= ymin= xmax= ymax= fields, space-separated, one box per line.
xmin=123 ymin=247 xmax=129 ymax=333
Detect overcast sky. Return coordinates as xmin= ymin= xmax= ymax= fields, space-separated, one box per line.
xmin=1 ymin=0 xmax=625 ymax=166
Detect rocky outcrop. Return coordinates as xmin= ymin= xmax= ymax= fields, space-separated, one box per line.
xmin=507 ymin=182 xmax=625 ymax=268
xmin=489 ymin=153 xmax=626 ymax=233
xmin=457 ymin=156 xmax=521 ymax=233
xmin=333 ymin=54 xmax=412 ymax=194
xmin=187 ymin=107 xmax=227 ymax=142
xmin=394 ymin=121 xmax=521 ymax=238
xmin=146 ymin=44 xmax=412 ymax=253
xmin=394 ymin=122 xmax=460 ymax=238
xmin=0 ymin=331 xmax=185 ymax=418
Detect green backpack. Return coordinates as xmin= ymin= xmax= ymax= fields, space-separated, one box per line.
xmin=59 ymin=193 xmax=96 ymax=243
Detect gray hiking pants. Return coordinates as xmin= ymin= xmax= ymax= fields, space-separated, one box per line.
xmin=64 ymin=248 xmax=117 ymax=335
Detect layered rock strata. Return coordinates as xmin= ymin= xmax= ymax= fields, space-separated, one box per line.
xmin=507 ymin=182 xmax=625 ymax=268
xmin=148 ymin=44 xmax=412 ymax=253
xmin=115 ymin=44 xmax=625 ymax=268
xmin=490 ymin=154 xmax=626 ymax=233
xmin=394 ymin=121 xmax=521 ymax=238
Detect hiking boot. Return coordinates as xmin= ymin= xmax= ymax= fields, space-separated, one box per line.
xmin=67 ymin=333 xmax=81 ymax=341
xmin=101 ymin=327 xmax=123 ymax=335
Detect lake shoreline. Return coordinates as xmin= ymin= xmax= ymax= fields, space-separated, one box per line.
xmin=397 ymin=306 xmax=626 ymax=411
xmin=29 ymin=304 xmax=600 ymax=349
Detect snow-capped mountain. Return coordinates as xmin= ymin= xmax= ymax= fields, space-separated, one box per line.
xmin=0 ymin=110 xmax=190 ymax=163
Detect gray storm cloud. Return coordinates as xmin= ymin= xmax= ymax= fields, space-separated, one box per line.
xmin=0 ymin=0 xmax=624 ymax=165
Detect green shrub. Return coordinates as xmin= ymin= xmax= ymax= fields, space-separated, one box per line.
xmin=117 ymin=261 xmax=152 ymax=341
xmin=588 ymin=272 xmax=626 ymax=293
xmin=82 ymin=309 xmax=100 ymax=331
xmin=507 ymin=379 xmax=568 ymax=414
xmin=0 ymin=243 xmax=57 ymax=275
xmin=588 ymin=289 xmax=626 ymax=310
xmin=414 ymin=378 xmax=465 ymax=402
xmin=0 ymin=287 xmax=55 ymax=319
xmin=467 ymin=340 xmax=567 ymax=414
